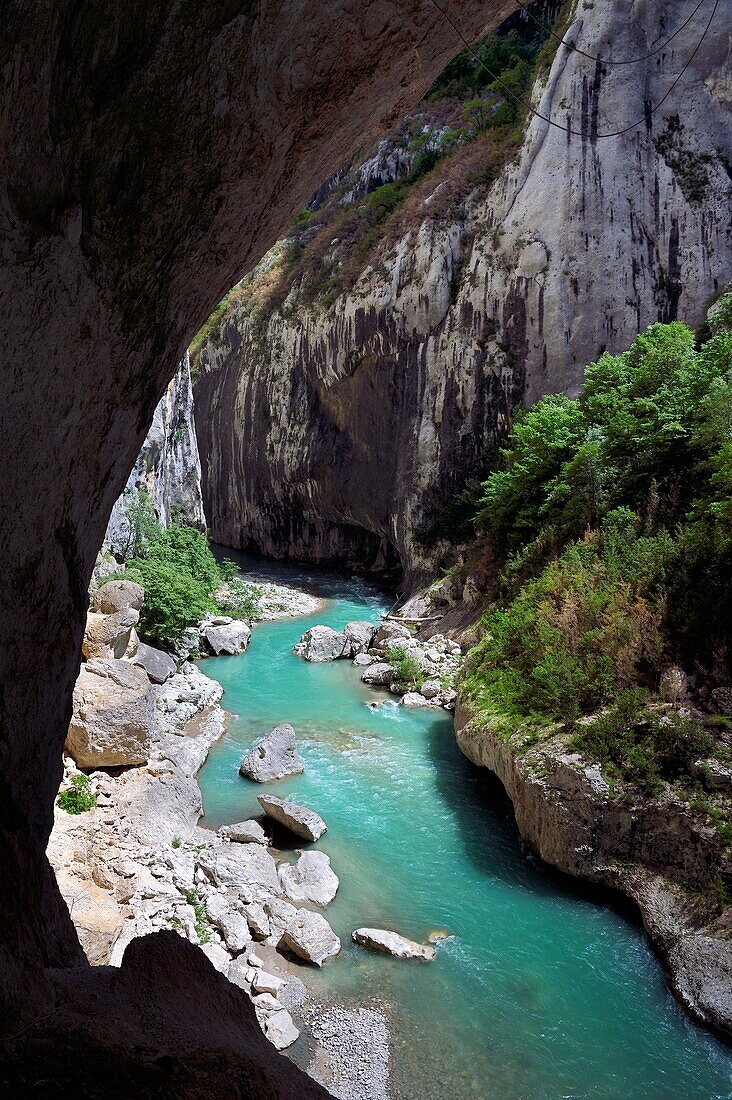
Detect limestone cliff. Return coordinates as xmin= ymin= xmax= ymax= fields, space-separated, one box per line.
xmin=106 ymin=352 xmax=205 ymax=554
xmin=193 ymin=0 xmax=732 ymax=591
xmin=454 ymin=701 xmax=732 ymax=1037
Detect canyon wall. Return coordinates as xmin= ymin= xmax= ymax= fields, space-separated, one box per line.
xmin=194 ymin=0 xmax=732 ymax=591
xmin=2 ymin=0 xmax=504 ymax=1086
xmin=105 ymin=352 xmax=206 ymax=556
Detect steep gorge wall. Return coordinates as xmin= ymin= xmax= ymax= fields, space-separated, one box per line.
xmin=105 ymin=352 xmax=205 ymax=556
xmin=194 ymin=0 xmax=732 ymax=590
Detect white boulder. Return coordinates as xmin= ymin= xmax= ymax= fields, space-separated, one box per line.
xmin=279 ymin=908 xmax=341 ymax=966
xmin=294 ymin=624 xmax=351 ymax=661
xmin=202 ymin=618 xmax=251 ymax=655
xmin=343 ymin=621 xmax=375 ymax=654
xmin=257 ymin=794 xmax=327 ymax=842
xmin=197 ymin=843 xmax=280 ymax=894
xmin=352 ymin=927 xmax=435 ymax=960
xmin=278 ymin=850 xmax=339 ymax=906
xmin=66 ymin=658 xmax=153 ymax=768
xmin=401 ymin=692 xmax=428 ymax=707
xmin=239 ymin=724 xmax=305 ymax=782
xmin=219 ymin=819 xmax=268 ymax=845
xmin=361 ymin=662 xmax=395 ymax=686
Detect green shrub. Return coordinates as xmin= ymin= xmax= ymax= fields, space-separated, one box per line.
xmin=125 ymin=521 xmax=232 ymax=646
xmin=216 ymin=578 xmax=263 ymax=621
xmin=185 ymin=889 xmax=211 ymax=944
xmin=172 ymin=836 xmax=182 ymax=849
xmin=386 ymin=644 xmax=423 ymax=689
xmin=570 ymin=691 xmax=714 ymax=795
xmin=57 ymin=774 xmax=97 ymax=815
xmin=461 ymin=527 xmax=667 ymax=726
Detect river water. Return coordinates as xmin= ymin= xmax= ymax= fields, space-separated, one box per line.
xmin=197 ymin=554 xmax=732 ymax=1100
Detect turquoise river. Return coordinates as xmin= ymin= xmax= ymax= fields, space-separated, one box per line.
xmin=198 ymin=554 xmax=732 ymax=1100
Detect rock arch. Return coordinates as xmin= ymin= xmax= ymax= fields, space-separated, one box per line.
xmin=0 ymin=0 xmax=511 ymax=1089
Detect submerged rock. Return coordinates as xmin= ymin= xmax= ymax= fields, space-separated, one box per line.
xmin=257 ymin=794 xmax=327 ymax=842
xmin=352 ymin=927 xmax=436 ymax=960
xmin=278 ymin=850 xmax=339 ymax=906
xmin=239 ymin=723 xmax=305 ymax=782
xmin=294 ymin=624 xmax=351 ymax=661
xmin=279 ymin=908 xmax=341 ymax=966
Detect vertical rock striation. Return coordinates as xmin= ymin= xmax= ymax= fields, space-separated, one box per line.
xmin=194 ymin=0 xmax=732 ymax=589
xmin=106 ymin=353 xmax=205 ymax=553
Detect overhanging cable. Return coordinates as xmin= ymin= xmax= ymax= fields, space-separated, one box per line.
xmin=426 ymin=0 xmax=719 ymax=139
xmin=514 ymin=0 xmax=710 ymax=66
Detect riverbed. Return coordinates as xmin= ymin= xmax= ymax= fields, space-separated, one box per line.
xmin=197 ymin=554 xmax=732 ymax=1100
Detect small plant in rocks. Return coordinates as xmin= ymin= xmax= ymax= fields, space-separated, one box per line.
xmin=57 ymin=774 xmax=97 ymax=815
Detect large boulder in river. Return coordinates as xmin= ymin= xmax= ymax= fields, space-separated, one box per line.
xmin=293 ymin=624 xmax=351 ymax=661
xmin=361 ymin=661 xmax=395 ymax=686
xmin=352 ymin=927 xmax=435 ymax=960
xmin=202 ymin=617 xmax=251 ymax=655
xmin=131 ymin=640 xmax=177 ymax=683
xmin=66 ymin=657 xmax=153 ymax=767
xmin=373 ymin=621 xmax=411 ymax=650
xmin=343 ymin=621 xmax=375 ymax=654
xmin=278 ymin=850 xmax=339 ymax=906
xmin=279 ymin=908 xmax=341 ymax=966
xmin=90 ymin=578 xmax=144 ymax=614
xmin=239 ymin=724 xmax=305 ymax=782
xmin=257 ymin=794 xmax=327 ymax=842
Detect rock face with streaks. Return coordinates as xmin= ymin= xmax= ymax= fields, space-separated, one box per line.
xmin=105 ymin=354 xmax=206 ymax=556
xmin=454 ymin=702 xmax=732 ymax=1037
xmin=194 ymin=0 xmax=732 ymax=592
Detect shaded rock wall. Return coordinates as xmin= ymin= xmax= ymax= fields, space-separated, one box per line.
xmin=454 ymin=702 xmax=732 ymax=1037
xmin=0 ymin=0 xmax=506 ymax=1084
xmin=194 ymin=0 xmax=732 ymax=590
xmin=106 ymin=352 xmax=206 ymax=555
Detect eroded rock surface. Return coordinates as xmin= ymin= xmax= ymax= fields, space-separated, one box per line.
xmin=352 ymin=927 xmax=436 ymax=960
xmin=258 ymin=795 xmax=328 ymax=842
xmin=455 ymin=702 xmax=732 ymax=1036
xmin=240 ymin=724 xmax=305 ymax=783
xmin=194 ymin=0 xmax=732 ymax=595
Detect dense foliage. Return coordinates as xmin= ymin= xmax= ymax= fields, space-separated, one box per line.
xmin=462 ymin=296 xmax=732 ymax=770
xmin=121 ymin=501 xmax=235 ymax=646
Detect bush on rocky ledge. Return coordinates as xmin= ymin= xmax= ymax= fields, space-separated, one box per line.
xmin=123 ymin=522 xmax=233 ymax=647
xmin=461 ymin=295 xmax=732 ymax=803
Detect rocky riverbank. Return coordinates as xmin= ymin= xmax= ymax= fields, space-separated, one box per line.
xmin=454 ymin=701 xmax=732 ymax=1038
xmin=294 ymin=618 xmax=462 ymax=710
xmin=49 ymin=571 xmax=397 ymax=1093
